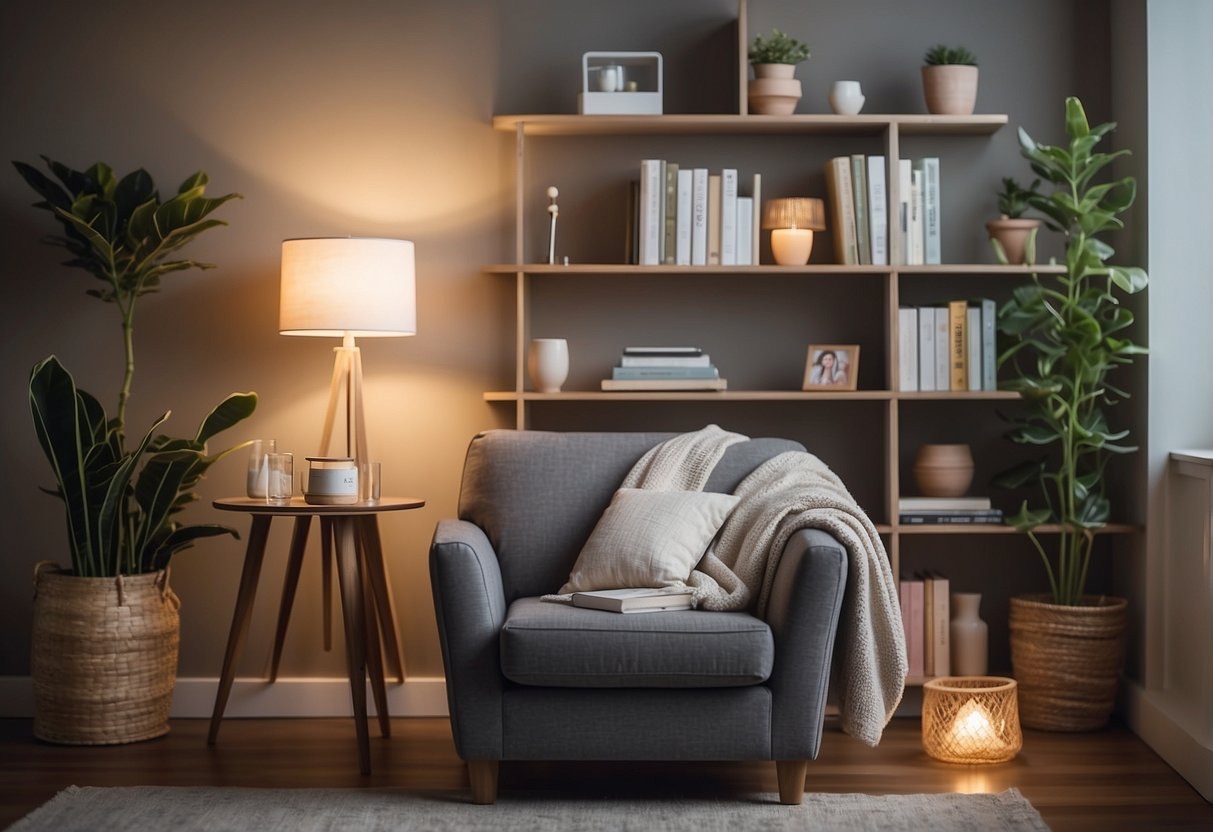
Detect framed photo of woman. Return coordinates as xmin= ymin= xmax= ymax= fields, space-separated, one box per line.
xmin=803 ymin=344 xmax=859 ymax=391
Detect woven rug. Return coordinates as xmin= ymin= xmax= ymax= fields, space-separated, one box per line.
xmin=9 ymin=786 xmax=1050 ymax=831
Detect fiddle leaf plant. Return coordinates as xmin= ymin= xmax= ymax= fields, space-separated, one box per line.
xmin=16 ymin=157 xmax=256 ymax=577
xmin=994 ymin=98 xmax=1148 ymax=606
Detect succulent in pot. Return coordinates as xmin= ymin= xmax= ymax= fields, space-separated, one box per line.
xmin=921 ymin=44 xmax=979 ymax=115
xmin=747 ymin=28 xmax=811 ymax=115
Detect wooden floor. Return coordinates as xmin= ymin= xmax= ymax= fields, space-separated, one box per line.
xmin=2 ymin=716 xmax=1210 ymax=830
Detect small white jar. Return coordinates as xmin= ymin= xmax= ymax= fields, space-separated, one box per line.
xmin=829 ymin=80 xmax=865 ymax=115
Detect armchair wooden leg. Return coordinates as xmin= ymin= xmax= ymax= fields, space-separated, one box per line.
xmin=467 ymin=759 xmax=499 ymax=804
xmin=775 ymin=760 xmax=807 ymax=805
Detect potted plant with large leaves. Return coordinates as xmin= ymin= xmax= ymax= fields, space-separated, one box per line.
xmin=995 ymin=98 xmax=1148 ymax=731
xmin=15 ymin=156 xmax=256 ymax=744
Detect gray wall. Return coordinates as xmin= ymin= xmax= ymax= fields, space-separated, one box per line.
xmin=0 ymin=1 xmax=1136 ymax=688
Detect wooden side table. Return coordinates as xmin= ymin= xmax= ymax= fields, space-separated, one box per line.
xmin=209 ymin=496 xmax=424 ymax=774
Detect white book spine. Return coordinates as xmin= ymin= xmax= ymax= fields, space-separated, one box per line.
xmin=897 ymin=159 xmax=912 ymax=266
xmin=691 ymin=168 xmax=708 ymax=266
xmin=909 ymin=168 xmax=924 ymax=266
xmin=899 ymin=307 xmax=919 ymax=392
xmin=867 ymin=155 xmax=887 ymax=266
xmin=967 ymin=305 xmax=982 ymax=391
xmin=720 ymin=168 xmax=738 ymax=265
xmin=933 ymin=306 xmax=950 ymax=391
xmin=639 ymin=159 xmax=662 ymax=265
xmin=750 ymin=173 xmax=762 ymax=265
xmin=918 ymin=306 xmax=936 ymax=391
xmin=736 ymin=196 xmax=753 ymax=265
xmin=675 ymin=168 xmax=692 ymax=266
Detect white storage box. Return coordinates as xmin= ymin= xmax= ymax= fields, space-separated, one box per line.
xmin=578 ymin=51 xmax=663 ymax=115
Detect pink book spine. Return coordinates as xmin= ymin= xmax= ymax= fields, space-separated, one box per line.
xmin=907 ymin=579 xmax=925 ymax=677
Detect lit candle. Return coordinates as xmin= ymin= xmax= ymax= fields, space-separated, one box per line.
xmin=950 ymin=698 xmax=1007 ymax=753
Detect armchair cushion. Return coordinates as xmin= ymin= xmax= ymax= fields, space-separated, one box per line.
xmin=557 ymin=488 xmax=740 ymax=593
xmin=500 ymin=597 xmax=774 ymax=688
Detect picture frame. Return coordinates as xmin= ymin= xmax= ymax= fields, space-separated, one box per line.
xmin=803 ymin=344 xmax=860 ymax=391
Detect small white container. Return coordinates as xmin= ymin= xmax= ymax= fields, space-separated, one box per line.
xmin=304 ymin=457 xmax=359 ymax=505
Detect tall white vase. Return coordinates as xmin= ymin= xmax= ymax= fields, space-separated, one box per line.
xmin=950 ymin=592 xmax=988 ymax=676
xmin=527 ymin=338 xmax=569 ymax=393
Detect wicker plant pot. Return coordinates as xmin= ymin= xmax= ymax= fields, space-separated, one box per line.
xmin=1009 ymin=594 xmax=1127 ymax=731
xmin=31 ymin=563 xmax=181 ymax=745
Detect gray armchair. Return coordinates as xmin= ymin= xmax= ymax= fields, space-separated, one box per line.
xmin=429 ymin=430 xmax=847 ymax=804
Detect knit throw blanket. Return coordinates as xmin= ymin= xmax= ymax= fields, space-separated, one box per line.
xmin=625 ymin=425 xmax=906 ymax=746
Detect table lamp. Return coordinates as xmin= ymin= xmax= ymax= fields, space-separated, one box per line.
xmin=762 ymin=197 xmax=826 ymax=265
xmin=279 ymin=237 xmax=416 ymax=470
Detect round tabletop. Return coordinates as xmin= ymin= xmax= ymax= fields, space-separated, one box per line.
xmin=213 ymin=496 xmax=425 ymax=515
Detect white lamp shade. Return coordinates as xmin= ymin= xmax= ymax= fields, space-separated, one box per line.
xmin=279 ymin=237 xmax=416 ymax=337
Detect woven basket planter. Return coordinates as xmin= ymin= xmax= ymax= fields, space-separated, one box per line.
xmin=31 ymin=563 xmax=181 ymax=745
xmin=1009 ymin=594 xmax=1127 ymax=731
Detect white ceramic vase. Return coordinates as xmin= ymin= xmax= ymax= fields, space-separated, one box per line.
xmin=527 ymin=338 xmax=569 ymax=393
xmin=829 ymin=80 xmax=865 ymax=115
xmin=950 ymin=592 xmax=988 ymax=676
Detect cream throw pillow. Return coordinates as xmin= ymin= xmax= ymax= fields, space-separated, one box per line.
xmin=557 ymin=488 xmax=740 ymax=594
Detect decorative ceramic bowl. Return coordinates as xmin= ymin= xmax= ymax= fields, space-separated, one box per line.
xmin=912 ymin=443 xmax=974 ymax=497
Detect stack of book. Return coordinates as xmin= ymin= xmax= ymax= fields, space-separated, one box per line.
xmin=601 ymin=346 xmax=727 ymax=391
xmin=899 ymin=571 xmax=951 ymax=678
xmin=899 ymin=496 xmax=1003 ymax=525
xmin=897 ymin=299 xmax=998 ymax=392
xmin=628 ymin=161 xmax=761 ymax=267
xmin=823 ymin=154 xmax=940 ymax=266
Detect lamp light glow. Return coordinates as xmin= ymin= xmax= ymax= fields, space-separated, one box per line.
xmin=761 ymin=198 xmax=826 ymax=265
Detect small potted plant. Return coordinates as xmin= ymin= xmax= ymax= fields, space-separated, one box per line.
xmin=747 ymin=28 xmax=810 ymax=115
xmin=922 ymin=44 xmax=978 ymax=115
xmin=987 ymin=177 xmax=1042 ymax=265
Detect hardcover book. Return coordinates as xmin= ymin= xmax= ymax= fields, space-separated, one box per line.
xmin=572 ymin=586 xmax=695 ymax=614
xmin=601 ymin=378 xmax=728 ymax=392
xmin=867 ymin=155 xmax=888 ymax=266
xmin=824 ymin=157 xmax=858 ymax=265
xmin=899 ymin=496 xmax=992 ymax=511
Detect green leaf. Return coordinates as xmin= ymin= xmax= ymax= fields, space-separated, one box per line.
xmin=1065 ymin=96 xmax=1090 ymax=139
xmin=1008 ymin=500 xmax=1054 ymax=531
xmin=1108 ymin=266 xmax=1148 ymax=294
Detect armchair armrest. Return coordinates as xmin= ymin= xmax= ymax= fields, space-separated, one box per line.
xmin=429 ymin=519 xmax=508 ymax=760
xmin=764 ymin=527 xmax=848 ymax=760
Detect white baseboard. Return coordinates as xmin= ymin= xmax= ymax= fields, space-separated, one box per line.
xmin=0 ymin=676 xmax=449 ymax=719
xmin=1122 ymin=680 xmax=1213 ymax=802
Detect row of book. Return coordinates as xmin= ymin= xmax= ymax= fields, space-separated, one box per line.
xmin=899 ymin=496 xmax=1003 ymax=525
xmin=899 ymin=571 xmax=951 ymax=678
xmin=898 ymin=299 xmax=997 ymax=392
xmin=601 ymin=346 xmax=728 ymax=391
xmin=629 ymin=161 xmax=762 ymax=266
xmin=824 ymin=154 xmax=942 ymax=266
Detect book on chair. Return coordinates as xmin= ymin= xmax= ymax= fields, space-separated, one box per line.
xmin=571 ymin=587 xmax=694 ymax=613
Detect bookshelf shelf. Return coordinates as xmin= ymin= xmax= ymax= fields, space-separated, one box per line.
xmin=484 ymin=390 xmax=896 ymax=402
xmin=481 ymin=263 xmax=1058 ymax=276
xmin=896 ymin=523 xmax=1139 ymax=535
xmin=492 ymin=113 xmax=1008 ymax=137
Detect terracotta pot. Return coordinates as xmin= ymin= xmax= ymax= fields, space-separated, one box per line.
xmin=748 ymin=78 xmax=801 ymax=115
xmin=1009 ymin=594 xmax=1127 ymax=731
xmin=922 ymin=65 xmax=979 ymax=115
xmin=912 ymin=443 xmax=974 ymax=497
xmin=986 ymin=217 xmax=1041 ymax=265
